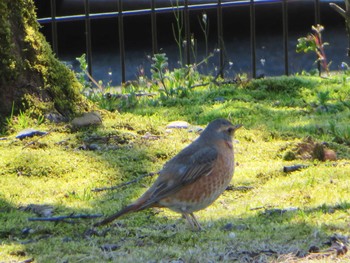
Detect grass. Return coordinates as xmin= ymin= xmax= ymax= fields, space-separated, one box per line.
xmin=1 ymin=74 xmax=350 ymax=262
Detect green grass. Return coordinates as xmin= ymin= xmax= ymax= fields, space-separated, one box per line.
xmin=1 ymin=75 xmax=350 ymax=262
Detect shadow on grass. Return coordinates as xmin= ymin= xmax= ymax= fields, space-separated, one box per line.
xmin=1 ymin=181 xmax=349 ymax=262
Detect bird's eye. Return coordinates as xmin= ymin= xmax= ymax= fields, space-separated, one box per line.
xmin=227 ymin=127 xmax=233 ymax=133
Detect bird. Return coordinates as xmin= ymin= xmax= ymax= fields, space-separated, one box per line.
xmin=94 ymin=118 xmax=242 ymax=230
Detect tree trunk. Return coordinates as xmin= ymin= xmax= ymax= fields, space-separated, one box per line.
xmin=0 ymin=0 xmax=89 ymax=123
xmin=330 ymin=1 xmax=350 ymax=56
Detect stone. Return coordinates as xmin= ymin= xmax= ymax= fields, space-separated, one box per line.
xmin=166 ymin=121 xmax=190 ymax=129
xmin=45 ymin=112 xmax=68 ymax=123
xmin=71 ymin=112 xmax=102 ymax=128
xmin=16 ymin=129 xmax=47 ymax=140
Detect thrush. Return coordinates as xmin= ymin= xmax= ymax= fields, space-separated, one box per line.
xmin=94 ymin=118 xmax=242 ymax=230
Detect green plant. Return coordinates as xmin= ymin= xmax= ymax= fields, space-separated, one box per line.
xmin=296 ymin=24 xmax=330 ymax=76
xmin=6 ymin=110 xmax=32 ymax=131
xmin=75 ymin=54 xmax=92 ymax=91
xmin=199 ymin=12 xmax=209 ymax=61
xmin=329 ymin=120 xmax=350 ymax=145
xmin=75 ymin=54 xmax=125 ymax=111
xmin=316 ymin=90 xmax=330 ymax=107
xmin=151 ymin=53 xmax=170 ymax=97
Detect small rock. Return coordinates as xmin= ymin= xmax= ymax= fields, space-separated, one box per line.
xmin=87 ymin=144 xmax=100 ymax=151
xmin=20 ymin=204 xmax=54 ymax=217
xmin=141 ymin=132 xmax=160 ymax=140
xmin=71 ymin=112 xmax=102 ymax=129
xmin=16 ymin=129 xmax=47 ymax=140
xmin=45 ymin=112 xmax=68 ymax=123
xmin=222 ymin=223 xmax=234 ymax=231
xmin=213 ymin=97 xmax=225 ymax=102
xmin=21 ymin=228 xmax=34 ymax=235
xmin=166 ymin=121 xmax=190 ymax=129
xmin=188 ymin=126 xmax=204 ymax=133
xmin=100 ymin=244 xmax=121 ymax=251
xmin=228 ymin=232 xmax=236 ymax=239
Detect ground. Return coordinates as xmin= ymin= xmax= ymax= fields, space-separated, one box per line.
xmin=1 ymin=75 xmax=350 ymax=262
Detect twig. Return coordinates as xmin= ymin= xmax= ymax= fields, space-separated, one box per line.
xmin=329 ymin=3 xmax=346 ymax=19
xmin=85 ymin=70 xmax=103 ymax=90
xmin=190 ymin=82 xmax=210 ymax=89
xmin=92 ymin=172 xmax=158 ymax=192
xmin=19 ymin=258 xmax=34 ymax=263
xmin=283 ymin=164 xmax=308 ymax=173
xmin=134 ymin=92 xmax=157 ymax=97
xmin=28 ymin=214 xmax=103 ymax=222
xmin=225 ymin=185 xmax=254 ymax=192
xmin=22 ymin=131 xmax=52 ymax=149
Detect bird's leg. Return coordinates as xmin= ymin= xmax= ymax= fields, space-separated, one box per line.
xmin=190 ymin=213 xmax=203 ymax=231
xmin=182 ymin=213 xmax=196 ymax=230
xmin=182 ymin=213 xmax=203 ymax=231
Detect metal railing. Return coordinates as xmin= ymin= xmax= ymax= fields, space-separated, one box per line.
xmin=38 ymin=0 xmax=324 ymax=83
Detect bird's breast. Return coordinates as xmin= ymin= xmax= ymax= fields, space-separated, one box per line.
xmin=159 ymin=140 xmax=235 ymax=213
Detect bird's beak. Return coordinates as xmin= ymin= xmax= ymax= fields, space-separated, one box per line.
xmin=232 ymin=124 xmax=243 ymax=131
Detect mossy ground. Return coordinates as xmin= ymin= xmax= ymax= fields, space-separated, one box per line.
xmin=1 ymin=75 xmax=350 ymax=262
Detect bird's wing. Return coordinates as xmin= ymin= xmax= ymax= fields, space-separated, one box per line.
xmin=140 ymin=146 xmax=218 ymax=207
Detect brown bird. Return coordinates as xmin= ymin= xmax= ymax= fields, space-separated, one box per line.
xmin=94 ymin=118 xmax=242 ymax=230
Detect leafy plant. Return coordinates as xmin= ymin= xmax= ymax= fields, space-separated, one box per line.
xmin=316 ymin=90 xmax=330 ymax=107
xmin=75 ymin=54 xmax=92 ymax=91
xmin=296 ymin=24 xmax=330 ymax=76
xmin=151 ymin=53 xmax=170 ymax=97
xmin=329 ymin=120 xmax=350 ymax=145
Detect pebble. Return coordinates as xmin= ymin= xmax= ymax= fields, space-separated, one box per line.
xmin=16 ymin=129 xmax=47 ymax=140
xmin=228 ymin=232 xmax=236 ymax=239
xmin=71 ymin=112 xmax=102 ymax=129
xmin=45 ymin=112 xmax=68 ymax=123
xmin=166 ymin=121 xmax=190 ymax=129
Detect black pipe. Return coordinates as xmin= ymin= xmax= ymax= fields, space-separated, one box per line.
xmin=217 ymin=0 xmax=224 ymax=78
xmin=50 ymin=0 xmax=58 ymax=55
xmin=84 ymin=0 xmax=93 ymax=77
xmin=250 ymin=0 xmax=256 ymax=78
xmin=118 ymin=0 xmax=126 ymax=84
xmin=151 ymin=0 xmax=158 ymax=55
xmin=282 ymin=0 xmax=289 ymax=75
xmin=184 ymin=0 xmax=191 ymax=65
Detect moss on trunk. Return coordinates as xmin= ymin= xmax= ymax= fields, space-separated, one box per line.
xmin=0 ymin=0 xmax=90 ymax=122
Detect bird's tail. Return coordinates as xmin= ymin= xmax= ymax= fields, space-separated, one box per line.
xmin=94 ymin=199 xmax=149 ymax=227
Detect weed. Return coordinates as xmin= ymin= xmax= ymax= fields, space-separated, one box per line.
xmin=151 ymin=53 xmax=170 ymax=97
xmin=296 ymin=24 xmax=330 ymax=76
xmin=199 ymin=12 xmax=209 ymax=60
xmin=316 ymin=90 xmax=330 ymax=107
xmin=329 ymin=120 xmax=350 ymax=145
xmin=171 ymin=0 xmax=184 ymax=67
xmin=75 ymin=54 xmax=92 ymax=92
xmin=6 ymin=109 xmax=44 ymax=132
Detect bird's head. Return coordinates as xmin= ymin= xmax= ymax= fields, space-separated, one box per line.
xmin=200 ymin=118 xmax=242 ymax=142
